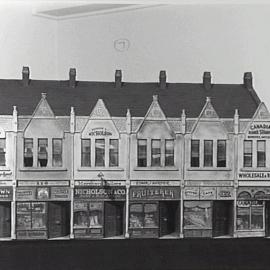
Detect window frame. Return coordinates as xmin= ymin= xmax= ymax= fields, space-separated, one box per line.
xmin=203 ymin=140 xmax=213 ymax=167
xmin=257 ymin=140 xmax=266 ymax=168
xmin=137 ymin=139 xmax=147 ymax=167
xmin=0 ymin=138 xmax=6 ymax=167
xmin=217 ymin=140 xmax=226 ymax=168
xmin=191 ymin=139 xmax=200 ymax=167
xmin=243 ymin=140 xmax=253 ymax=168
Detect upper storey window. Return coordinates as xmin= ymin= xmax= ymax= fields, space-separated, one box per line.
xmin=38 ymin=139 xmax=48 ymax=167
xmin=243 ymin=140 xmax=266 ymax=168
xmin=0 ymin=139 xmax=6 ymax=166
xmin=52 ymin=139 xmax=63 ymax=167
xmin=24 ymin=139 xmax=33 ymax=167
xmin=138 ymin=139 xmax=147 ymax=167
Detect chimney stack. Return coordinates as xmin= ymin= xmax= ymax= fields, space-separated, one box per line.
xmin=244 ymin=72 xmax=253 ymax=89
xmin=115 ymin=70 xmax=122 ymax=88
xmin=159 ymin=70 xmax=167 ymax=89
xmin=69 ymin=68 xmax=76 ymax=88
xmin=203 ymin=71 xmax=211 ymax=90
xmin=22 ymin=66 xmax=30 ymax=86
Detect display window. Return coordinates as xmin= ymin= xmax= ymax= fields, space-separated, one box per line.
xmin=73 ymin=201 xmax=103 ymax=229
xmin=237 ymin=200 xmax=264 ymax=231
xmin=129 ymin=203 xmax=158 ymax=229
xmin=184 ymin=201 xmax=212 ymax=230
xmin=16 ymin=202 xmax=47 ymax=231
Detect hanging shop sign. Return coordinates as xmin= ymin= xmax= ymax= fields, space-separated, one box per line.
xmin=130 ymin=187 xmax=180 ymax=200
xmin=131 ymin=180 xmax=180 ymax=186
xmin=16 ymin=187 xmax=70 ymax=201
xmin=17 ymin=180 xmax=70 ymax=187
xmin=74 ymin=187 xmax=126 ymax=200
xmin=184 ymin=187 xmax=234 ymax=200
xmin=0 ymin=186 xmax=13 ymax=200
xmin=74 ymin=180 xmax=125 ymax=186
xmin=247 ymin=122 xmax=270 ymax=139
xmin=238 ymin=172 xmax=270 ymax=181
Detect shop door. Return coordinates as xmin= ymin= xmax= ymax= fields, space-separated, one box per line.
xmin=159 ymin=201 xmax=179 ymax=237
xmin=104 ymin=201 xmax=124 ymax=238
xmin=48 ymin=202 xmax=70 ymax=239
xmin=213 ymin=201 xmax=233 ymax=237
xmin=265 ymin=201 xmax=270 ymax=236
xmin=0 ymin=202 xmax=11 ymax=237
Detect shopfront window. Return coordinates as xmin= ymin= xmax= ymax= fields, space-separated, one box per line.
xmin=89 ymin=202 xmax=103 ymax=228
xmin=165 ymin=139 xmax=174 ymax=166
xmin=191 ymin=140 xmax=200 ymax=167
xmin=31 ymin=202 xmax=46 ymax=229
xmin=244 ymin=140 xmax=252 ymax=167
xmin=184 ymin=201 xmax=212 ymax=230
xmin=204 ymin=140 xmax=213 ymax=167
xmin=257 ymin=140 xmax=266 ymax=167
xmin=109 ymin=139 xmax=119 ymax=167
xmin=144 ymin=203 xmax=158 ymax=228
xmin=217 ymin=140 xmax=226 ymax=167
xmin=138 ymin=139 xmax=147 ymax=167
xmin=38 ymin=139 xmax=48 ymax=167
xmin=24 ymin=138 xmax=33 ymax=167
xmin=0 ymin=139 xmax=6 ymax=166
xmin=95 ymin=139 xmax=105 ymax=167
xmin=52 ymin=139 xmax=62 ymax=167
xmin=129 ymin=204 xmax=144 ymax=228
xmin=151 ymin=139 xmax=161 ymax=166
xmin=81 ymin=139 xmax=91 ymax=167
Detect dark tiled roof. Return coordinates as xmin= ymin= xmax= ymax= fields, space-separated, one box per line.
xmin=0 ymin=79 xmax=260 ymax=118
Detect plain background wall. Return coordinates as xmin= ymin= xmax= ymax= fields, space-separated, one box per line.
xmin=1 ymin=3 xmax=270 ymax=109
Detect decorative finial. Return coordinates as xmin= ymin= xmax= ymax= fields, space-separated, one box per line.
xmin=71 ymin=106 xmax=75 ymax=115
xmin=181 ymin=109 xmax=186 ymax=117
xmin=13 ymin=106 xmax=17 ymax=115
xmin=41 ymin=93 xmax=47 ymax=99
xmin=153 ymin=95 xmax=158 ymax=101
xmin=126 ymin=108 xmax=131 ymax=117
xmin=206 ymin=96 xmax=211 ymax=102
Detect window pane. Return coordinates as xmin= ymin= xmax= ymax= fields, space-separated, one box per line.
xmin=257 ymin=140 xmax=266 ymax=167
xmin=24 ymin=138 xmax=33 ymax=167
xmin=38 ymin=139 xmax=48 ymax=167
xmin=191 ymin=140 xmax=200 ymax=167
xmin=52 ymin=139 xmax=62 ymax=167
xmin=81 ymin=139 xmax=91 ymax=167
xmin=151 ymin=139 xmax=161 ymax=166
xmin=244 ymin=140 xmax=252 ymax=167
xmin=0 ymin=139 xmax=5 ymax=166
xmin=138 ymin=139 xmax=147 ymax=167
xmin=89 ymin=202 xmax=103 ymax=228
xmin=165 ymin=140 xmax=174 ymax=166
xmin=251 ymin=202 xmax=264 ymax=230
xmin=144 ymin=203 xmax=158 ymax=228
xmin=74 ymin=202 xmax=88 ymax=228
xmin=16 ymin=202 xmax=31 ymax=230
xmin=217 ymin=140 xmax=226 ymax=167
xmin=129 ymin=204 xmax=143 ymax=228
xmin=95 ymin=139 xmax=105 ymax=167
xmin=31 ymin=202 xmax=46 ymax=229
xmin=109 ymin=139 xmax=119 ymax=167
xmin=237 ymin=205 xmax=250 ymax=230
xmin=204 ymin=140 xmax=213 ymax=167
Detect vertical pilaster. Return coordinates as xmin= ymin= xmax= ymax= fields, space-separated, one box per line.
xmin=125 ymin=109 xmax=131 ymax=238
xmin=70 ymin=107 xmax=75 ymax=239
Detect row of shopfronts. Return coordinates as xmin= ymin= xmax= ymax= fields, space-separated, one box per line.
xmin=0 ymin=183 xmax=270 ymax=240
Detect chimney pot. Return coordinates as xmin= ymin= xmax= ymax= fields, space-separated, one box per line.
xmin=159 ymin=70 xmax=167 ymax=89
xmin=115 ymin=70 xmax=122 ymax=88
xmin=244 ymin=72 xmax=253 ymax=89
xmin=203 ymin=71 xmax=211 ymax=90
xmin=22 ymin=66 xmax=30 ymax=86
xmin=69 ymin=68 xmax=76 ymax=88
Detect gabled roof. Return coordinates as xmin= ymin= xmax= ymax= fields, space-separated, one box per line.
xmin=0 ymin=79 xmax=260 ymax=118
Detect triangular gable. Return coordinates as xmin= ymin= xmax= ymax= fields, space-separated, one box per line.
xmin=252 ymin=102 xmax=270 ymax=120
xmin=32 ymin=93 xmax=54 ymax=118
xmin=199 ymin=97 xmax=219 ymax=119
xmin=90 ymin=99 xmax=111 ymax=119
xmin=144 ymin=95 xmax=166 ymax=121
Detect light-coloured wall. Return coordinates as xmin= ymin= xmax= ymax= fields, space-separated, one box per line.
xmin=0 ymin=3 xmax=57 ymax=80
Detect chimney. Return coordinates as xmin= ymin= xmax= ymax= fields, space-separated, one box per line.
xmin=22 ymin=66 xmax=30 ymax=86
xmin=203 ymin=71 xmax=211 ymax=90
xmin=115 ymin=70 xmax=122 ymax=88
xmin=159 ymin=70 xmax=167 ymax=89
xmin=69 ymin=68 xmax=76 ymax=88
xmin=244 ymin=72 xmax=253 ymax=89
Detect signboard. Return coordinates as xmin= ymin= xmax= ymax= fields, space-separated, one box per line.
xmin=130 ymin=187 xmax=180 ymax=200
xmin=131 ymin=181 xmax=180 ymax=186
xmin=89 ymin=127 xmax=112 ymax=136
xmin=238 ymin=172 xmax=270 ymax=181
xmin=200 ymin=187 xmax=216 ymax=200
xmin=185 ymin=181 xmax=234 ymax=187
xmin=75 ymin=180 xmax=125 ymax=186
xmin=16 ymin=230 xmax=47 ymax=240
xmin=16 ymin=187 xmax=71 ymax=201
xmin=0 ymin=180 xmax=13 ymax=186
xmin=74 ymin=187 xmax=126 ymax=200
xmin=17 ymin=180 xmax=69 ymax=187
xmin=217 ymin=187 xmax=234 ymax=200
xmin=183 ymin=187 xmax=200 ymax=200
xmin=0 ymin=187 xmax=13 ymax=200
xmin=247 ymin=122 xmax=270 ymax=139
xmin=184 ymin=187 xmax=234 ymax=200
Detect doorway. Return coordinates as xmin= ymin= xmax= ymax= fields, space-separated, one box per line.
xmin=104 ymin=201 xmax=124 ymax=238
xmin=213 ymin=201 xmax=233 ymax=237
xmin=0 ymin=202 xmax=11 ymax=237
xmin=159 ymin=201 xmax=179 ymax=237
xmin=265 ymin=201 xmax=270 ymax=236
xmin=48 ymin=201 xmax=70 ymax=239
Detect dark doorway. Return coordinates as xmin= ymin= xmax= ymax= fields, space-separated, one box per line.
xmin=0 ymin=202 xmax=11 ymax=237
xmin=104 ymin=201 xmax=124 ymax=238
xmin=159 ymin=201 xmax=179 ymax=237
xmin=265 ymin=201 xmax=270 ymax=236
xmin=213 ymin=201 xmax=233 ymax=237
xmin=48 ymin=201 xmax=70 ymax=239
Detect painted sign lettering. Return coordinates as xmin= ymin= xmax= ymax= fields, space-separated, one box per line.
xmin=130 ymin=187 xmax=180 ymax=200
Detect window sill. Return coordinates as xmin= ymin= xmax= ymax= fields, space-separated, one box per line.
xmin=20 ymin=167 xmax=68 ymax=172
xmin=240 ymin=168 xmax=270 ymax=172
xmin=187 ymin=167 xmax=232 ymax=171
xmin=134 ymin=167 xmax=179 ymax=171
xmin=77 ymin=167 xmax=124 ymax=172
